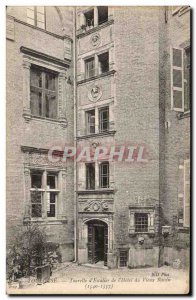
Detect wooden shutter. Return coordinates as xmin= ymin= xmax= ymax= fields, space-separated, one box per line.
xmin=171 ymin=47 xmax=184 ymax=112
xmin=184 ymin=160 xmax=190 ymax=227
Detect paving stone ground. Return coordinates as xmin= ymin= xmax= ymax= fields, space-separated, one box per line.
xmin=7 ymin=263 xmax=189 ymax=295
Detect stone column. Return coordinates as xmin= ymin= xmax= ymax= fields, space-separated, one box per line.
xmin=22 ymin=60 xmax=31 ymax=122
xmin=23 ymin=164 xmax=31 ymax=223
xmin=58 ymin=72 xmax=68 ymax=128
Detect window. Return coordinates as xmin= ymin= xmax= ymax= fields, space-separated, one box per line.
xmin=171 ymin=46 xmax=190 ymax=112
xmin=184 ymin=47 xmax=190 ymax=112
xmin=85 ymin=57 xmax=95 ymax=79
xmin=98 ymin=52 xmax=109 ymax=74
xmin=84 ymin=9 xmax=94 ymax=29
xmin=27 ymin=6 xmax=45 ymax=29
xmin=30 ymin=170 xmax=59 ymax=218
xmin=98 ymin=6 xmax=108 ymax=25
xmin=86 ymin=163 xmax=95 ymax=190
xmin=86 ymin=109 xmax=95 ymax=134
xmin=30 ymin=66 xmax=57 ymax=119
xmin=119 ymin=250 xmax=128 ymax=267
xmin=99 ymin=106 xmax=109 ymax=132
xmin=135 ymin=213 xmax=148 ymax=233
xmin=99 ymin=162 xmax=109 ymax=188
xmin=184 ymin=160 xmax=190 ymax=227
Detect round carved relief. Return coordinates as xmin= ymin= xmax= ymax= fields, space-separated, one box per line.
xmin=88 ymin=85 xmax=102 ymax=102
xmin=91 ymin=32 xmax=101 ymax=47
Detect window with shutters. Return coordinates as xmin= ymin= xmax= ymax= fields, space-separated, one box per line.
xmin=30 ymin=170 xmax=59 ymax=219
xmin=30 ymin=66 xmax=57 ymax=119
xmin=27 ymin=6 xmax=46 ymax=29
xmin=184 ymin=160 xmax=190 ymax=227
xmin=171 ymin=46 xmax=190 ymax=113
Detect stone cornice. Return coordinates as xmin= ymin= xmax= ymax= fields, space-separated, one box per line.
xmin=20 ymin=46 xmax=71 ymax=68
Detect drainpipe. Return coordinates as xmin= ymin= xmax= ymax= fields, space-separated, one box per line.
xmin=73 ymin=7 xmax=78 ymax=263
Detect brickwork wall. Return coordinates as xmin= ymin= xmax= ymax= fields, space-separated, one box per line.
xmin=6 ymin=8 xmax=74 ymax=262
xmin=113 ymin=7 xmax=161 ymax=249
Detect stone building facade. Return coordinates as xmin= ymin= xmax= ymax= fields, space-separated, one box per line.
xmin=6 ymin=6 xmax=190 ymax=268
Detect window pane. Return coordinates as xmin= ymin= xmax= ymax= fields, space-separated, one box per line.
xmin=27 ymin=8 xmax=35 ymax=19
xmin=119 ymin=250 xmax=128 ymax=267
xmin=31 ymin=173 xmax=42 ymax=188
xmin=37 ymin=6 xmax=45 ymax=13
xmin=47 ymin=193 xmax=56 ymax=217
xmin=99 ymin=107 xmax=109 ymax=132
xmin=45 ymin=72 xmax=56 ymax=91
xmin=98 ymin=6 xmax=108 ymax=25
xmin=173 ymin=90 xmax=183 ymax=109
xmin=98 ymin=52 xmax=109 ymax=74
xmin=100 ymin=162 xmax=109 ymax=188
xmin=45 ymin=93 xmax=57 ymax=119
xmin=30 ymin=89 xmax=42 ymax=116
xmin=47 ymin=174 xmax=56 ymax=189
xmin=86 ymin=163 xmax=95 ymax=189
xmin=85 ymin=58 xmax=95 ymax=79
xmin=27 ymin=18 xmax=35 ymax=25
xmin=86 ymin=110 xmax=95 ymax=134
xmin=135 ymin=213 xmax=148 ymax=232
xmin=173 ymin=48 xmax=182 ymax=67
xmin=37 ymin=12 xmax=45 ymax=22
xmin=84 ymin=9 xmax=94 ymax=27
xmin=31 ymin=191 xmax=42 ymax=218
xmin=37 ymin=21 xmax=45 ymax=29
xmin=31 ymin=68 xmax=42 ymax=88
xmin=173 ymin=69 xmax=182 ymax=88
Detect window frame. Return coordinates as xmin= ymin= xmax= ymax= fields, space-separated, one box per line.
xmin=30 ymin=65 xmax=58 ymax=120
xmin=129 ymin=207 xmax=155 ymax=234
xmin=27 ymin=6 xmax=46 ymax=30
xmin=99 ymin=106 xmax=109 ymax=133
xmin=86 ymin=163 xmax=95 ymax=190
xmin=134 ymin=213 xmax=148 ymax=233
xmin=86 ymin=109 xmax=96 ymax=134
xmin=99 ymin=161 xmax=110 ymax=189
xmin=30 ymin=169 xmax=60 ymax=219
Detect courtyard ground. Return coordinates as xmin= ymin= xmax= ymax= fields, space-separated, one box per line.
xmin=7 ymin=262 xmax=190 ymax=295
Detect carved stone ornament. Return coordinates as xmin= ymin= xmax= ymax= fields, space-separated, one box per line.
xmin=84 ymin=200 xmax=109 ymax=212
xmin=91 ymin=32 xmax=101 ymax=47
xmin=88 ymin=85 xmax=102 ymax=102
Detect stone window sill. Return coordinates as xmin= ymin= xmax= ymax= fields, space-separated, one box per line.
xmin=77 ymin=130 xmax=116 ymax=140
xmin=76 ymin=19 xmax=114 ymax=38
xmin=23 ymin=112 xmax=67 ymax=128
xmin=77 ymin=70 xmax=116 ymax=85
xmin=77 ymin=189 xmax=114 ymax=195
xmin=23 ymin=217 xmax=67 ymax=225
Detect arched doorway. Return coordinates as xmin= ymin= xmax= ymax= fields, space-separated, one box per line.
xmin=87 ymin=220 xmax=108 ymax=266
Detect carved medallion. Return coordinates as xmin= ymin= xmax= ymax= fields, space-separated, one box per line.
xmin=88 ymin=85 xmax=102 ymax=102
xmin=91 ymin=32 xmax=101 ymax=47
